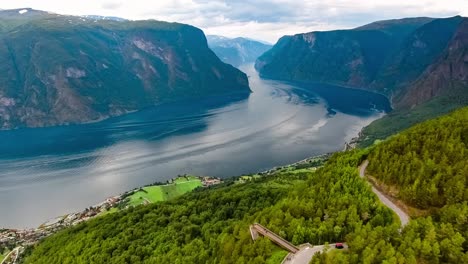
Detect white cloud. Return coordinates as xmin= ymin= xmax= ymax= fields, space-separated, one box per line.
xmin=0 ymin=0 xmax=467 ymax=42
xmin=101 ymin=1 xmax=123 ymax=10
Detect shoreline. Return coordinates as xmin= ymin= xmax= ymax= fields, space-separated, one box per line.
xmin=0 ymin=150 xmax=342 ymax=264
xmin=1 ymin=151 xmax=332 ymax=231
xmin=0 ymin=175 xmax=221 ymax=251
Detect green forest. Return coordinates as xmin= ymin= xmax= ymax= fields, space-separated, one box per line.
xmin=24 ymin=150 xmax=394 ymax=263
xmin=367 ymin=107 xmax=468 ymax=208
xmin=23 ymin=108 xmax=468 ymax=263
xmin=315 ymin=107 xmax=468 ymax=263
xmin=357 ymin=92 xmax=468 ymax=148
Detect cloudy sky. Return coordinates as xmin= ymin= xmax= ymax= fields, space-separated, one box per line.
xmin=1 ymin=0 xmax=468 ymax=43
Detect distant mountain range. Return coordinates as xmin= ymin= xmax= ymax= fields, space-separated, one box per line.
xmin=0 ymin=8 xmax=250 ymax=129
xmin=256 ymin=16 xmax=468 ymax=110
xmin=207 ymin=35 xmax=272 ymax=67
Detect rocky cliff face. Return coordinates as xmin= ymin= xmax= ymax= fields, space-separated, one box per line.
xmin=256 ymin=16 xmax=468 ymax=109
xmin=371 ymin=17 xmax=464 ymax=97
xmin=0 ymin=9 xmax=250 ymax=129
xmin=207 ymin=35 xmax=272 ymax=67
xmin=256 ymin=29 xmax=395 ymax=87
xmin=397 ymin=19 xmax=468 ymax=108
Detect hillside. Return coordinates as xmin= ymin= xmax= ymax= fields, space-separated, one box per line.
xmin=367 ymin=107 xmax=468 ymax=209
xmin=357 ymin=93 xmax=468 ymax=147
xmin=320 ymin=107 xmax=468 ymax=263
xmin=207 ymin=35 xmax=272 ymax=67
xmin=22 ymin=108 xmax=468 ymax=263
xmin=0 ymin=8 xmax=250 ymax=129
xmin=256 ymin=16 xmax=468 ymax=110
xmin=23 ymin=150 xmax=394 ymax=263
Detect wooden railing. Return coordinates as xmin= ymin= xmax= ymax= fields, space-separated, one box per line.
xmin=250 ymin=223 xmax=299 ymax=253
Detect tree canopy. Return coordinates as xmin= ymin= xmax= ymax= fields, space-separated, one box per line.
xmin=23 ymin=107 xmax=468 ymax=263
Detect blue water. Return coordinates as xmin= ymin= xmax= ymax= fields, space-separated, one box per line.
xmin=0 ymin=65 xmax=390 ymax=228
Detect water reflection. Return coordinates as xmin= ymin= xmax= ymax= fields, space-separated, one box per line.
xmin=0 ymin=65 xmax=390 ymax=228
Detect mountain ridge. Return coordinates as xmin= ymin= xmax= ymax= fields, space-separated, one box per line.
xmin=256 ymin=16 xmax=467 ymax=110
xmin=207 ymin=35 xmax=272 ymax=67
xmin=0 ymin=9 xmax=250 ymax=129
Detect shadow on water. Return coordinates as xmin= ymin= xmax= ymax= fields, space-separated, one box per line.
xmin=0 ymin=64 xmax=392 ymax=228
xmin=267 ymin=80 xmax=392 ymax=117
xmin=0 ymin=92 xmax=250 ymax=159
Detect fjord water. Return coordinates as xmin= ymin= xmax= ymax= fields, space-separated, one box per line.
xmin=0 ymin=65 xmax=390 ymax=228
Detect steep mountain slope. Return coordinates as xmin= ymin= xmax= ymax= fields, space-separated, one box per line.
xmin=353 ymin=17 xmax=468 ymax=146
xmin=256 ymin=16 xmax=467 ymax=110
xmin=0 ymin=9 xmax=250 ymax=129
xmin=256 ymin=17 xmax=433 ymax=89
xmin=207 ymin=35 xmax=272 ymax=67
xmin=23 ymin=151 xmax=394 ymax=263
xmin=23 ymin=109 xmax=468 ymax=263
xmin=357 ymin=94 xmax=467 ymax=147
xmin=396 ymin=18 xmax=468 ymax=108
xmin=373 ymin=16 xmax=464 ymax=99
xmin=256 ymin=29 xmax=394 ymax=87
xmin=317 ymin=108 xmax=468 ymax=263
xmin=367 ymin=107 xmax=468 ymax=209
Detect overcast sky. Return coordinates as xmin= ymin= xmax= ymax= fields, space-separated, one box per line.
xmin=1 ymin=0 xmax=468 ymax=43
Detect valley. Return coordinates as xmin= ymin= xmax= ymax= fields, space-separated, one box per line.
xmin=207 ymin=36 xmax=272 ymax=67
xmin=0 ymin=65 xmax=389 ymax=228
xmin=20 ymin=107 xmax=468 ymax=264
xmin=256 ymin=16 xmax=468 ymax=146
xmin=0 ymin=3 xmax=467 ymax=263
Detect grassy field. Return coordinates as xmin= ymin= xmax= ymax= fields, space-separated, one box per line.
xmin=127 ymin=176 xmax=202 ymax=207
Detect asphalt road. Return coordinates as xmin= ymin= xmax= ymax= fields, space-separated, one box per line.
xmin=283 ymin=243 xmax=348 ymax=264
xmin=282 ymin=160 xmax=410 ymax=264
xmin=0 ymin=247 xmax=20 ymax=264
xmin=360 ymin=160 xmax=410 ymax=227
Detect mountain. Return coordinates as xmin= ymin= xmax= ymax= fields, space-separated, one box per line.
xmin=81 ymin=15 xmax=127 ymax=22
xmin=22 ymin=107 xmax=468 ymax=263
xmin=0 ymin=9 xmax=250 ymax=129
xmin=395 ymin=18 xmax=468 ymax=108
xmin=256 ymin=16 xmax=467 ymax=110
xmin=207 ymin=35 xmax=272 ymax=67
xmin=356 ymin=93 xmax=468 ymax=147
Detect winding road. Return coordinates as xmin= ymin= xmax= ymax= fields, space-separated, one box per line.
xmin=257 ymin=160 xmax=408 ymax=264
xmin=359 ymin=160 xmax=410 ymax=227
xmin=0 ymin=247 xmax=20 ymax=264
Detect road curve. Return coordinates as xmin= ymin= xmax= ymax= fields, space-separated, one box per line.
xmin=359 ymin=160 xmax=409 ymax=227
xmin=282 ymin=243 xmax=348 ymax=264
xmin=0 ymin=247 xmax=20 ymax=264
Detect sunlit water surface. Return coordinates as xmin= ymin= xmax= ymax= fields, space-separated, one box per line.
xmin=0 ymin=65 xmax=391 ymax=228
